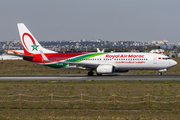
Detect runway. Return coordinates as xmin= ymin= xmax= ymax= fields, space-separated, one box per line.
xmin=0 ymin=74 xmax=180 ymax=81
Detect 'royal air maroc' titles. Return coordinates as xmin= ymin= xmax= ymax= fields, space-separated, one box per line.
xmin=105 ymin=54 xmax=144 ymax=59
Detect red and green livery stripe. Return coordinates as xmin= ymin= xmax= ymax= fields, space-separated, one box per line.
xmin=44 ymin=52 xmax=107 ymax=68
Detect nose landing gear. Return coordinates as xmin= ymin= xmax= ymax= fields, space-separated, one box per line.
xmin=158 ymin=69 xmax=167 ymax=76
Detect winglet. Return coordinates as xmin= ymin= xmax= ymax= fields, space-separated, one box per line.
xmin=102 ymin=49 xmax=105 ymax=53
xmin=97 ymin=48 xmax=105 ymax=53
xmin=97 ymin=48 xmax=101 ymax=53
xmin=39 ymin=50 xmax=50 ymax=61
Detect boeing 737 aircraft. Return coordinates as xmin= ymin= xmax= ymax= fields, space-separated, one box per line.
xmin=14 ymin=23 xmax=177 ymax=76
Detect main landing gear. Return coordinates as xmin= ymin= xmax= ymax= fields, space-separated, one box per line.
xmin=88 ymin=71 xmax=94 ymax=76
xmin=158 ymin=72 xmax=162 ymax=76
xmin=87 ymin=71 xmax=102 ymax=76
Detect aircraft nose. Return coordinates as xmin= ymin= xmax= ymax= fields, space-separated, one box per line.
xmin=171 ymin=60 xmax=177 ymax=66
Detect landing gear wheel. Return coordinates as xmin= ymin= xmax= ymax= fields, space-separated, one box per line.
xmin=88 ymin=71 xmax=94 ymax=76
xmin=158 ymin=72 xmax=162 ymax=76
xmin=97 ymin=73 xmax=102 ymax=76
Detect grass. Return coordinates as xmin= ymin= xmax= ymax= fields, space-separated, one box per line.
xmin=0 ymin=81 xmax=179 ymax=119
xmin=1 ymin=110 xmax=180 ymax=120
xmin=0 ymin=59 xmax=180 ymax=119
xmin=0 ymin=58 xmax=179 ymax=75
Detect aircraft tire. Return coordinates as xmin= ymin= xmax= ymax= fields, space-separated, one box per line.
xmin=88 ymin=71 xmax=94 ymax=76
xmin=158 ymin=72 xmax=162 ymax=76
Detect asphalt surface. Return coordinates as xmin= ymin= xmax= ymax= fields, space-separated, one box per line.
xmin=0 ymin=74 xmax=180 ymax=81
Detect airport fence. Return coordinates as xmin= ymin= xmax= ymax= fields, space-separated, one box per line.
xmin=0 ymin=93 xmax=180 ymax=105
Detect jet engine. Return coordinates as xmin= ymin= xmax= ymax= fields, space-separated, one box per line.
xmin=96 ymin=65 xmax=115 ymax=74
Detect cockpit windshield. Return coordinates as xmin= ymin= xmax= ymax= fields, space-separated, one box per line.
xmin=162 ymin=57 xmax=170 ymax=60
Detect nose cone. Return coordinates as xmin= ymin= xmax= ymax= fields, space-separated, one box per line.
xmin=171 ymin=60 xmax=177 ymax=67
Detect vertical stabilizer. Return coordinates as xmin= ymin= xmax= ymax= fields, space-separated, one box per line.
xmin=17 ymin=23 xmax=56 ymax=55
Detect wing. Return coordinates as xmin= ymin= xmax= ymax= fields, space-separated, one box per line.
xmin=63 ymin=61 xmax=98 ymax=69
xmin=40 ymin=50 xmax=98 ymax=69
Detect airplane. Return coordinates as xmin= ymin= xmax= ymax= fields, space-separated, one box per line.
xmin=14 ymin=23 xmax=177 ymax=76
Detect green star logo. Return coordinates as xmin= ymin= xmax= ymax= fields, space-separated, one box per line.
xmin=31 ymin=43 xmax=39 ymax=51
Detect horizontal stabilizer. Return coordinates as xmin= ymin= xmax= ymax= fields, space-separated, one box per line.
xmin=5 ymin=52 xmax=33 ymax=58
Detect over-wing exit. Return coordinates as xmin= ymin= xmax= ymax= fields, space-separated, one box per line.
xmin=14 ymin=23 xmax=177 ymax=76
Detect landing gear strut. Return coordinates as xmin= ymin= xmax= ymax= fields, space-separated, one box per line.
xmin=88 ymin=71 xmax=94 ymax=76
xmin=158 ymin=72 xmax=162 ymax=76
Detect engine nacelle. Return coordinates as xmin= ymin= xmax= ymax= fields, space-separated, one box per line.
xmin=96 ymin=65 xmax=115 ymax=74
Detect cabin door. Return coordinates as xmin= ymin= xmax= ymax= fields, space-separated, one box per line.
xmin=153 ymin=56 xmax=157 ymax=64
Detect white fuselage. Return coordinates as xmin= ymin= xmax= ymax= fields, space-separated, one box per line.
xmin=65 ymin=52 xmax=177 ymax=71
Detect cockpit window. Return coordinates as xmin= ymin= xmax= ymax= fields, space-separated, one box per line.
xmin=162 ymin=57 xmax=170 ymax=60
